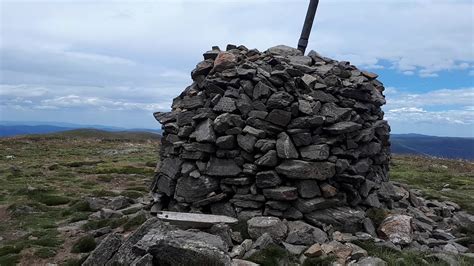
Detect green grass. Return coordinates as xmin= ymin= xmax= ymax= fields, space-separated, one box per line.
xmin=354 ymin=240 xmax=474 ymax=266
xmin=0 ymin=133 xmax=158 ymax=263
xmin=391 ymin=155 xmax=474 ymax=213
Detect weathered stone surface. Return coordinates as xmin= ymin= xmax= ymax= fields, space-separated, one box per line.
xmin=83 ymin=233 xmax=122 ymax=266
xmin=135 ymin=226 xmax=231 ymax=265
xmin=320 ymin=103 xmax=351 ymax=122
xmin=191 ymin=118 xmax=216 ymax=142
xmin=299 ymin=144 xmax=330 ymax=161
xmin=216 ymin=135 xmax=235 ymax=149
xmin=294 ymin=198 xmax=341 ymax=213
xmin=350 ymin=256 xmax=387 ymax=266
xmin=247 ymin=216 xmax=288 ymax=241
xmin=213 ymin=97 xmax=237 ymax=113
xmin=213 ymin=51 xmax=237 ymax=72
xmin=256 ymin=170 xmax=282 ymax=188
xmin=276 ymin=132 xmax=299 ymax=159
xmin=255 ymin=139 xmax=276 ymax=153
xmin=175 ymin=175 xmax=219 ymax=202
xmin=304 ymin=243 xmax=323 ymax=258
xmin=253 ymin=81 xmax=271 ymax=100
xmin=207 ymin=157 xmax=242 ymax=177
xmin=254 ymin=150 xmax=278 ymax=167
xmin=305 ymin=207 xmax=366 ymax=232
xmin=266 ymin=109 xmax=292 ymax=127
xmin=295 ymin=180 xmax=321 ymax=198
xmin=267 ymin=45 xmax=303 ymax=56
xmin=324 ymin=122 xmax=362 ymax=134
xmin=378 ymin=214 xmax=414 ymax=245
xmin=276 ymin=160 xmax=335 ymax=180
xmin=286 ymin=221 xmax=328 ymax=245
xmin=263 ymin=186 xmax=298 ymax=201
xmin=267 ymin=91 xmax=294 ymax=109
xmin=157 ymin=211 xmax=238 ymax=228
xmin=237 ymin=134 xmax=257 ymax=153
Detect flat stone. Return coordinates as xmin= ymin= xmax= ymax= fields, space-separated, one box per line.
xmin=242 ymin=126 xmax=266 ymax=138
xmin=305 ymin=207 xmax=366 ymax=233
xmin=291 ymin=132 xmax=312 ymax=147
xmin=263 ymin=186 xmax=298 ymax=201
xmin=135 ymin=224 xmax=231 ymax=265
xmin=267 ymin=45 xmax=303 ymax=56
xmin=212 ymin=52 xmax=237 ymax=72
xmin=266 ymin=109 xmax=292 ymax=127
xmin=294 ymin=198 xmax=340 ymax=213
xmin=206 ymin=157 xmax=242 ymax=177
xmin=255 ymin=139 xmax=276 ymax=153
xmin=256 ymin=170 xmax=282 ymax=188
xmin=191 ymin=118 xmax=216 ymax=142
xmin=232 ymin=259 xmax=259 ymax=266
xmin=296 ymin=180 xmax=321 ymax=198
xmin=247 ymin=216 xmax=288 ymax=241
xmin=237 ymin=134 xmax=257 ymax=153
xmin=286 ymin=221 xmax=328 ymax=245
xmin=276 ymin=160 xmax=335 ymax=180
xmin=324 ymin=121 xmax=362 ymax=134
xmin=282 ymin=242 xmax=307 ymax=256
xmin=299 ymin=144 xmax=330 ymax=161
xmin=320 ymin=183 xmax=337 ymax=198
xmin=216 ymin=135 xmax=235 ymax=149
xmin=304 ymin=243 xmax=323 ymax=258
xmin=267 ymin=91 xmax=294 ymax=109
xmin=254 ymin=150 xmax=278 ymax=167
xmin=378 ymin=214 xmax=413 ymax=245
xmin=175 ymin=175 xmax=219 ymax=202
xmin=157 ymin=211 xmax=238 ymax=228
xmin=288 ymin=116 xmax=324 ymax=129
xmin=320 ymin=103 xmax=351 ymax=122
xmin=159 ymin=157 xmax=183 ymax=179
xmin=350 ymin=256 xmax=387 ymax=266
xmin=276 ymin=132 xmax=299 ymax=159
xmin=213 ymin=97 xmax=237 ymax=113
xmin=253 ymin=81 xmax=271 ymax=100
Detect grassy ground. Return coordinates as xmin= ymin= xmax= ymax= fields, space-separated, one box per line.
xmin=0 ymin=131 xmax=472 ymax=265
xmin=0 ymin=131 xmax=158 ymax=265
xmin=390 ymin=155 xmax=474 ymax=213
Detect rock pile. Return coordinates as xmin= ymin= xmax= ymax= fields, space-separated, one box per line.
xmin=151 ymin=44 xmax=391 ymax=225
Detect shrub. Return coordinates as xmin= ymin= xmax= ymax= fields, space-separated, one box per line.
xmin=71 ymin=236 xmax=96 ymax=253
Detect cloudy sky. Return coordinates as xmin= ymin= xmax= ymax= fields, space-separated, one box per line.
xmin=0 ymin=0 xmax=473 ymax=137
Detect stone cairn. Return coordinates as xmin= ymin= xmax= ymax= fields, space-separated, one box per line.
xmin=151 ymin=44 xmax=391 ymax=228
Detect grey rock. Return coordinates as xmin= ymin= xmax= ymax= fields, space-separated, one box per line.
xmin=159 ymin=157 xmax=183 ymax=179
xmin=266 ymin=109 xmax=292 ymax=127
xmin=253 ymin=81 xmax=271 ymax=100
xmin=263 ymin=186 xmax=298 ymax=201
xmin=291 ymin=132 xmax=312 ymax=147
xmin=294 ymin=198 xmax=340 ymax=213
xmin=295 ymin=180 xmax=321 ymax=198
xmin=207 ymin=157 xmax=242 ymax=177
xmin=378 ymin=214 xmax=413 ymax=245
xmin=131 ymin=254 xmax=153 ymax=266
xmin=286 ymin=220 xmax=328 ymax=245
xmin=255 ymin=139 xmax=276 ymax=153
xmin=349 ymin=256 xmax=387 ymax=266
xmin=175 ymin=175 xmax=219 ymax=202
xmin=299 ymin=144 xmax=330 ymax=161
xmin=83 ymin=233 xmax=122 ymax=266
xmin=324 ymin=121 xmax=362 ymax=134
xmin=282 ymin=242 xmax=307 ymax=256
xmin=267 ymin=91 xmax=294 ymax=109
xmin=255 ymin=150 xmax=278 ymax=167
xmin=288 ymin=116 xmax=324 ymax=129
xmin=237 ymin=134 xmax=257 ymax=153
xmin=276 ymin=132 xmax=299 ymax=159
xmin=213 ymin=96 xmax=237 ymax=113
xmin=242 ymin=126 xmax=266 ymax=138
xmin=276 ymin=160 xmax=335 ymax=180
xmin=247 ymin=216 xmax=288 ymax=241
xmin=256 ymin=170 xmax=282 ymax=188
xmin=191 ymin=118 xmax=216 ymax=142
xmin=305 ymin=207 xmax=366 ymax=233
xmin=135 ymin=226 xmax=231 ymax=265
xmin=267 ymin=45 xmax=303 ymax=56
xmin=216 ymin=135 xmax=235 ymax=149
xmin=320 ymin=103 xmax=351 ymax=122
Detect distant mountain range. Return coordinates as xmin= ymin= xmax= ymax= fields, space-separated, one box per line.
xmin=1 ymin=122 xmax=472 ymax=160
xmin=0 ymin=121 xmax=161 ymax=137
xmin=390 ymin=134 xmax=473 ymax=160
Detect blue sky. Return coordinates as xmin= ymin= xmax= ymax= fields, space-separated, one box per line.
xmin=0 ymin=0 xmax=473 ymax=137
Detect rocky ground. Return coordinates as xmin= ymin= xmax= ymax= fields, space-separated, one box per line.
xmin=0 ymin=131 xmax=473 ymax=265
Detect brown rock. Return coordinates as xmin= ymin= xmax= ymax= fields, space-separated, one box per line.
xmin=378 ymin=214 xmax=413 ymax=245
xmin=213 ymin=52 xmax=237 ymax=72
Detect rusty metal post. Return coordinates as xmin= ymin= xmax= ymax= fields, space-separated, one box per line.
xmin=297 ymin=0 xmax=320 ymax=54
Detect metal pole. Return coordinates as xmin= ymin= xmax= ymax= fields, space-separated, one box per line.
xmin=297 ymin=0 xmax=319 ymax=55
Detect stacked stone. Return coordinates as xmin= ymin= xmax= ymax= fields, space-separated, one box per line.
xmin=151 ymin=44 xmax=391 ymax=223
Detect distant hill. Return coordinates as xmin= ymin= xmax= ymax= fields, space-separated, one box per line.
xmin=391 ymin=134 xmax=474 ymax=160
xmin=0 ymin=122 xmax=161 ymax=137
xmin=6 ymin=128 xmax=161 ymax=141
